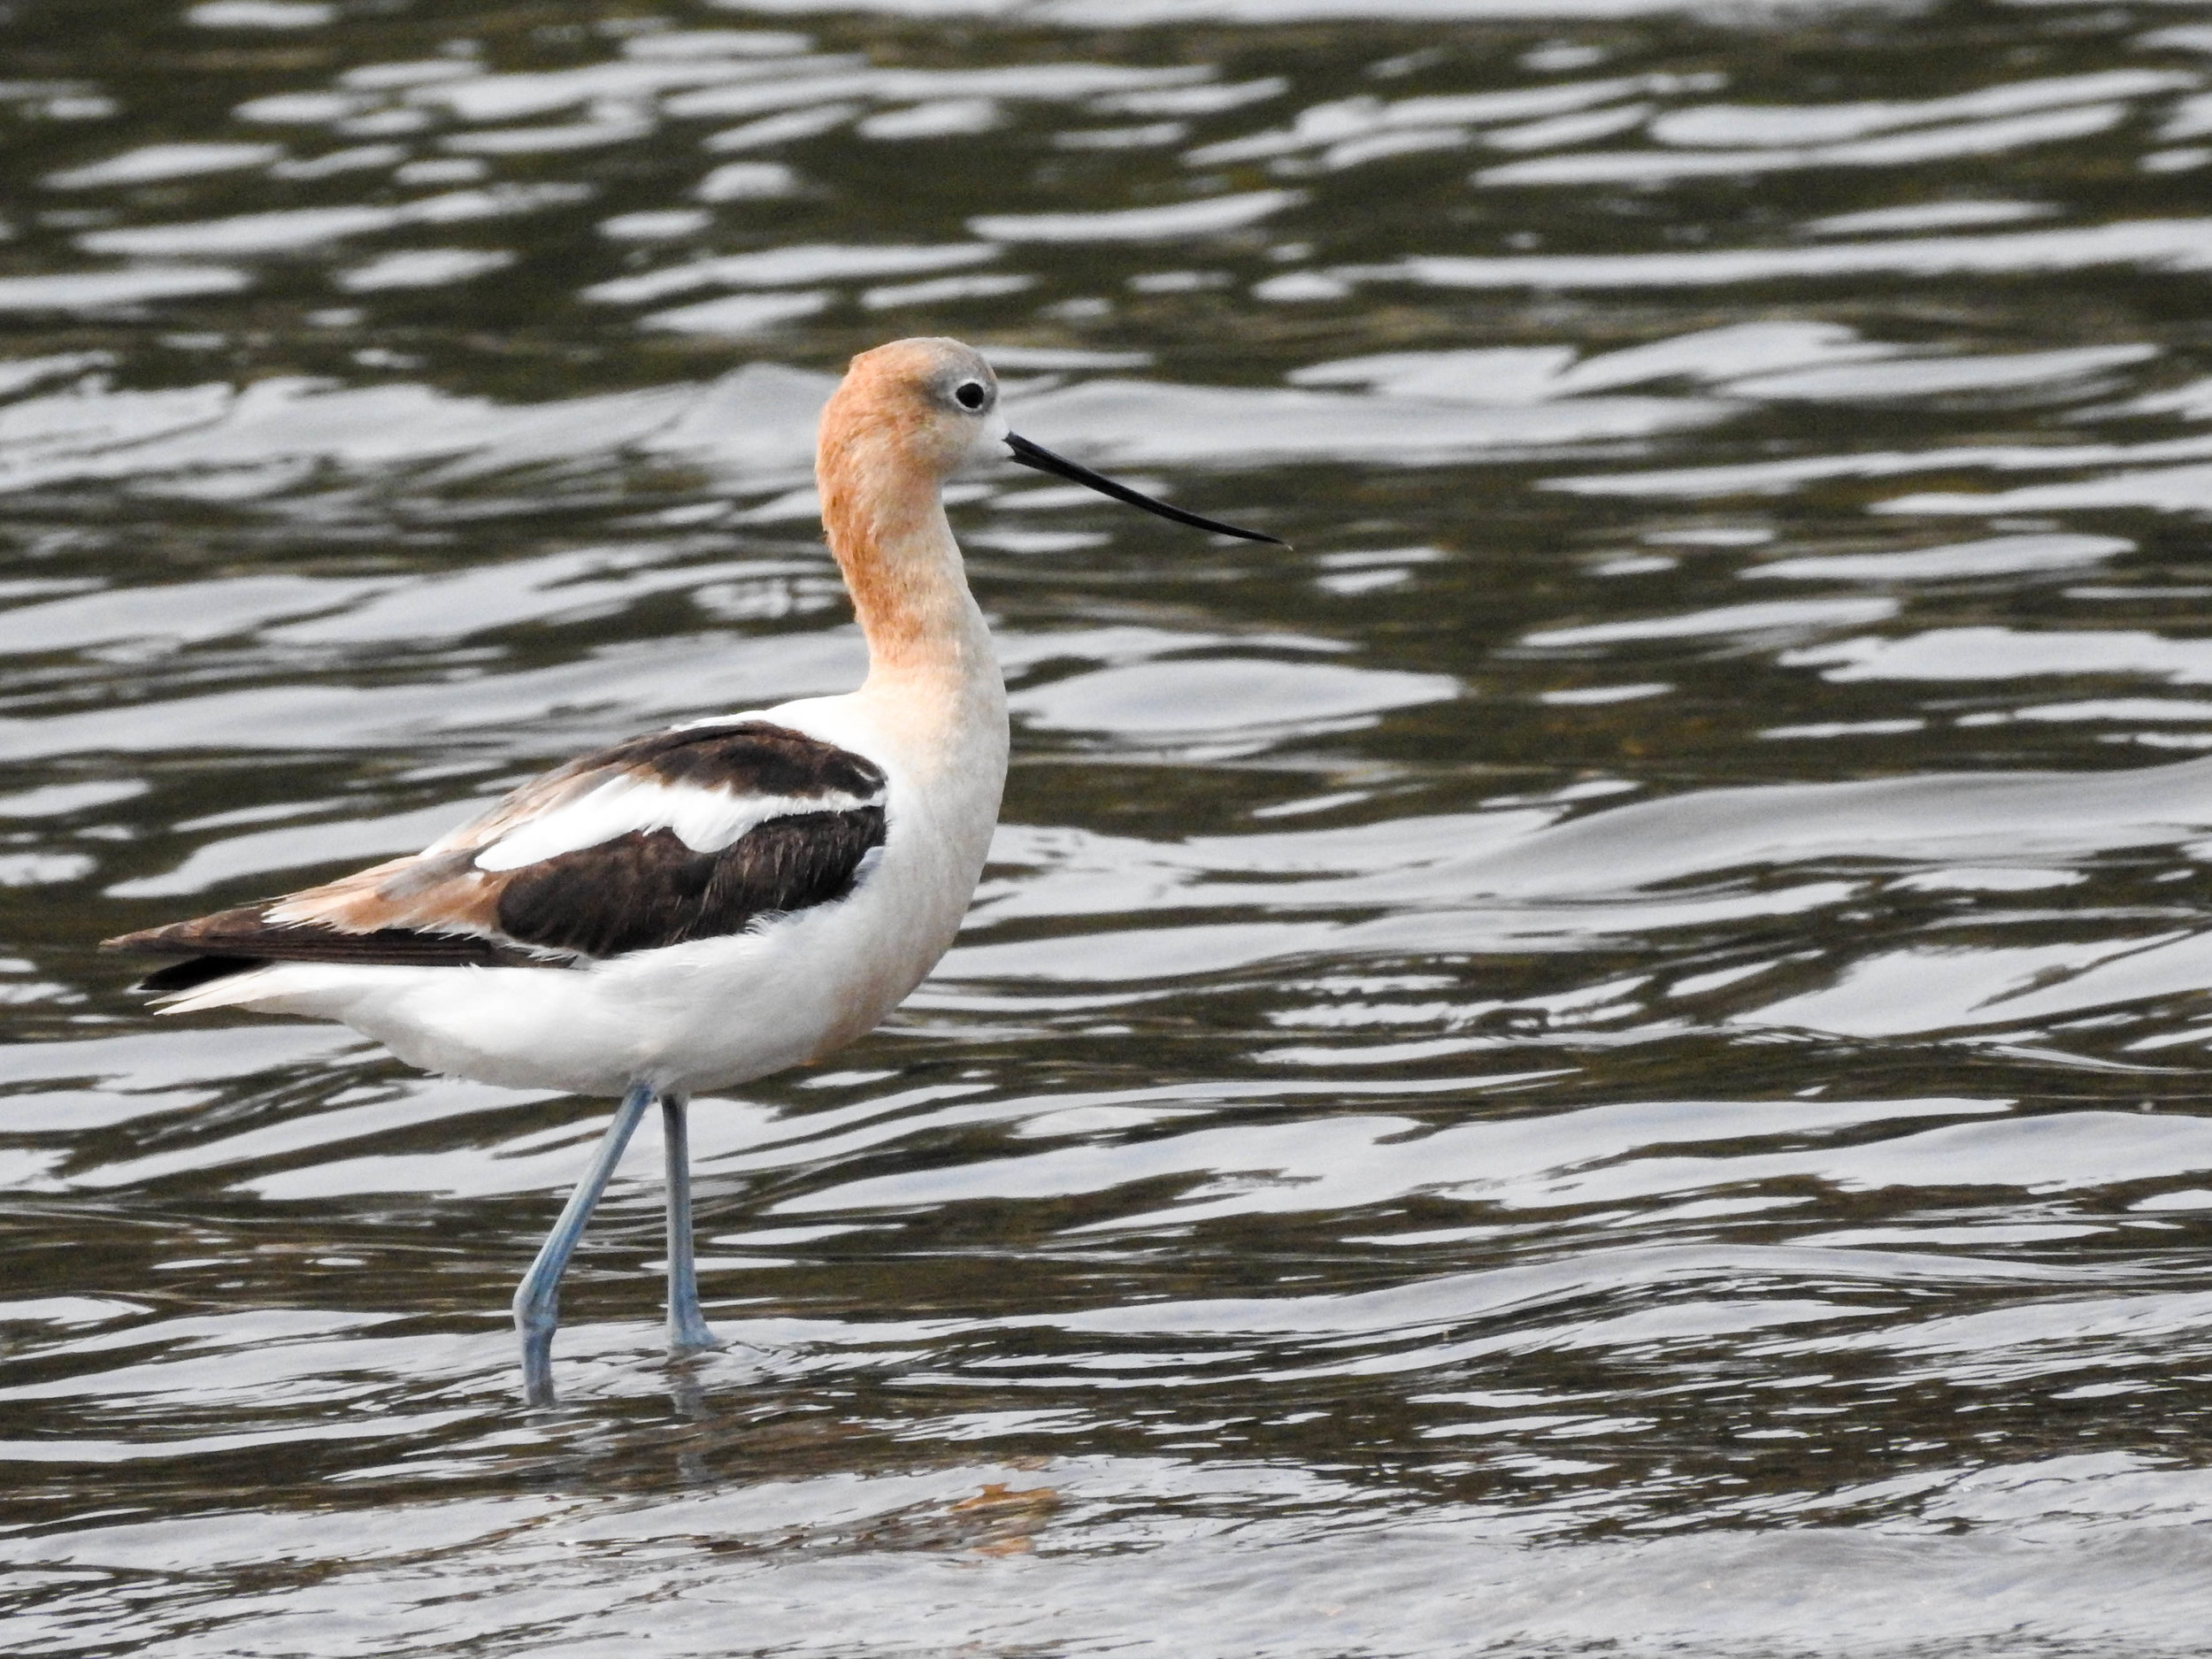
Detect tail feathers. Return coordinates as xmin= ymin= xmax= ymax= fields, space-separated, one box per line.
xmin=135 ymin=956 xmax=262 ymax=997
xmin=104 ymin=907 xmax=562 ymax=1015
xmin=150 ymin=962 xmax=296 ymax=1016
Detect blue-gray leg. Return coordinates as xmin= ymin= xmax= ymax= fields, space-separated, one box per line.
xmin=513 ymin=1081 xmax=653 ymax=1406
xmin=662 ymin=1094 xmax=719 ymax=1356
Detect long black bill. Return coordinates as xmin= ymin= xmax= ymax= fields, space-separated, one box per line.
xmin=1005 ymin=432 xmax=1286 ymax=546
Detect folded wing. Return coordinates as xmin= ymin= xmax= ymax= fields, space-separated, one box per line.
xmin=104 ymin=720 xmax=890 ymax=995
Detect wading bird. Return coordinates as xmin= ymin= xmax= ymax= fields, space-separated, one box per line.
xmin=104 ymin=337 xmax=1282 ymax=1404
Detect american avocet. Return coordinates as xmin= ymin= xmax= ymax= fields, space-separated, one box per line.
xmin=104 ymin=337 xmax=1282 ymax=1403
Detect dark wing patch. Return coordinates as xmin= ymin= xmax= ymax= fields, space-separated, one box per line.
xmin=106 ymin=902 xmax=554 ymax=994
xmin=496 ymin=805 xmax=887 ymax=959
xmin=101 ymin=722 xmax=891 ymax=988
xmin=447 ymin=719 xmax=887 ymax=855
xmin=107 ymin=902 xmax=531 ymax=966
xmin=600 ymin=723 xmax=886 ymax=800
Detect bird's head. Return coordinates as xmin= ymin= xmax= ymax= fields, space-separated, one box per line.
xmin=821 ymin=335 xmax=1284 ymax=545
xmin=823 ymin=336 xmax=1006 ymax=481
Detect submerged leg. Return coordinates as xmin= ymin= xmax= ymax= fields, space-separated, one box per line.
xmin=512 ymin=1081 xmax=653 ymax=1406
xmin=662 ymin=1094 xmax=718 ymax=1356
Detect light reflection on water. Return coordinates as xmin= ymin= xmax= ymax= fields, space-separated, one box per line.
xmin=8 ymin=0 xmax=2212 ymax=1652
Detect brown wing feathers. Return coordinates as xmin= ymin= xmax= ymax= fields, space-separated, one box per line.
xmin=495 ymin=808 xmax=886 ymax=960
xmin=104 ymin=722 xmax=889 ymax=988
xmin=119 ymin=912 xmax=540 ymax=995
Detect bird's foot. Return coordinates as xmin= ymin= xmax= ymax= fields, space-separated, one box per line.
xmin=668 ymin=1311 xmax=721 ymax=1357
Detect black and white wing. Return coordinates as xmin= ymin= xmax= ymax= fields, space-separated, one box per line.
xmin=104 ymin=720 xmax=889 ymax=993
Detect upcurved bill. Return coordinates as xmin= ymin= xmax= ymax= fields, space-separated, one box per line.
xmin=1004 ymin=432 xmax=1287 ymax=546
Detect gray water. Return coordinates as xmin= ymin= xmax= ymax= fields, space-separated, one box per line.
xmin=7 ymin=0 xmax=2212 ymax=1652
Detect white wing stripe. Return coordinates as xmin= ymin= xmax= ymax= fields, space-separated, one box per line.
xmin=473 ymin=778 xmax=879 ymax=872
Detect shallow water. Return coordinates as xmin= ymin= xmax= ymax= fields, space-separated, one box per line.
xmin=8 ymin=0 xmax=2212 ymax=1653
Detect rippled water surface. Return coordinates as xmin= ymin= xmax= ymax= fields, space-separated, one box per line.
xmin=15 ymin=0 xmax=2212 ymax=1651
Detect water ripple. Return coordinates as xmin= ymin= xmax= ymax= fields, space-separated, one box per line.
xmin=7 ymin=4 xmax=2212 ymax=1654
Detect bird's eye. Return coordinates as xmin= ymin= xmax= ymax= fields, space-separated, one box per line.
xmin=954 ymin=380 xmax=987 ymax=411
